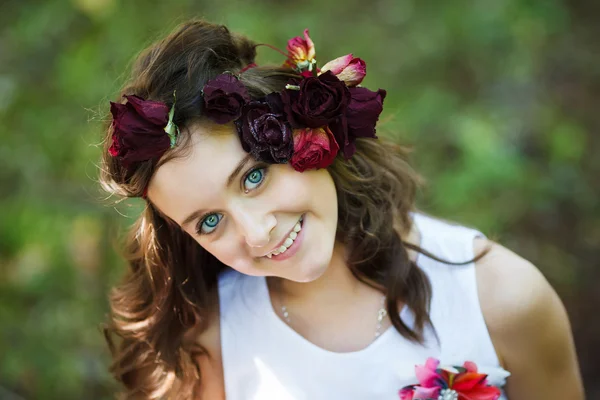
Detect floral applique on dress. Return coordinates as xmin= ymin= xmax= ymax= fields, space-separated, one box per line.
xmin=399 ymin=358 xmax=502 ymax=400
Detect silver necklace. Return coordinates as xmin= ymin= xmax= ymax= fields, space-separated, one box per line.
xmin=281 ymin=295 xmax=388 ymax=339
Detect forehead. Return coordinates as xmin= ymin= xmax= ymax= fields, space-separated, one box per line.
xmin=147 ymin=123 xmax=245 ymax=222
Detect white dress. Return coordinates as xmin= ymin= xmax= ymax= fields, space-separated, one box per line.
xmin=218 ymin=213 xmax=511 ymax=399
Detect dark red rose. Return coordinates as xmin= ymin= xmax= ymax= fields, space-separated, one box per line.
xmin=332 ymin=87 xmax=387 ymax=158
xmin=282 ymin=71 xmax=350 ymax=128
xmin=346 ymin=87 xmax=386 ymax=138
xmin=109 ymin=95 xmax=171 ymax=169
xmin=290 ymin=127 xmax=339 ymax=172
xmin=203 ymin=73 xmax=251 ymax=124
xmin=235 ymin=93 xmax=294 ymax=163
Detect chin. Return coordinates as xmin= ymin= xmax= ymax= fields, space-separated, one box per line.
xmin=289 ymin=254 xmax=332 ymax=283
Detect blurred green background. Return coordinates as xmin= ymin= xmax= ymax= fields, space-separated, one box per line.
xmin=0 ymin=0 xmax=598 ymax=398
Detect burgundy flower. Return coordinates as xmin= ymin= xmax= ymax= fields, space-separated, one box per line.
xmin=203 ymin=73 xmax=251 ymax=124
xmin=290 ymin=126 xmax=339 ymax=172
xmin=332 ymin=86 xmax=387 ymax=159
xmin=235 ymin=93 xmax=294 ymax=163
xmin=282 ymin=71 xmax=350 ymax=129
xmin=109 ymin=95 xmax=171 ymax=169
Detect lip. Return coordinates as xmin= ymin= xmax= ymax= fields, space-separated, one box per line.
xmin=263 ymin=215 xmax=305 ymax=261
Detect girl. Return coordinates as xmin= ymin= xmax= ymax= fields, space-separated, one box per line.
xmin=100 ymin=20 xmax=583 ymax=400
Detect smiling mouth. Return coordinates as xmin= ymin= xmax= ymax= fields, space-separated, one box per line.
xmin=265 ymin=216 xmax=303 ymax=258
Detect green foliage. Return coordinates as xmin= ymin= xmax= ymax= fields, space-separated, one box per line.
xmin=0 ymin=0 xmax=597 ymax=398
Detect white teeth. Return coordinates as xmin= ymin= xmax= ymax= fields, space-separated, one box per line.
xmin=265 ymin=217 xmax=303 ymax=258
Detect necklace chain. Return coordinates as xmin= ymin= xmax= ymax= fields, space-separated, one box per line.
xmin=280 ymin=295 xmax=388 ymax=339
xmin=375 ymin=296 xmax=388 ymax=337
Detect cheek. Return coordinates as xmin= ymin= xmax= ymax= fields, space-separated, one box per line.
xmin=196 ymin=235 xmax=259 ymax=275
xmin=273 ymin=167 xmax=337 ymax=213
xmin=198 ymin=237 xmax=236 ymax=265
xmin=301 ymin=171 xmax=338 ymax=222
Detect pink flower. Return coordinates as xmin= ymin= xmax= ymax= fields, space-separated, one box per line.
xmin=284 ymin=29 xmax=316 ymax=69
xmin=290 ymin=126 xmax=339 ymax=172
xmin=399 ymin=358 xmax=502 ymax=400
xmin=321 ymin=54 xmax=367 ymax=87
xmin=399 ymin=386 xmax=438 ymax=400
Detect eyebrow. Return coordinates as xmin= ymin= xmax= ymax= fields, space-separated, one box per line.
xmin=180 ymin=153 xmax=254 ymax=228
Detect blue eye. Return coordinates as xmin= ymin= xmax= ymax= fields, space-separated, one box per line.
xmin=195 ymin=166 xmax=266 ymax=236
xmin=198 ymin=213 xmax=222 ymax=234
xmin=244 ymin=167 xmax=265 ymax=190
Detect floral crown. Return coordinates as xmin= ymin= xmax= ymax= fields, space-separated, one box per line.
xmin=108 ymin=29 xmax=386 ymax=193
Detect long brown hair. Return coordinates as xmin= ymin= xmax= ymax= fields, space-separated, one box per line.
xmin=100 ymin=19 xmax=484 ymax=399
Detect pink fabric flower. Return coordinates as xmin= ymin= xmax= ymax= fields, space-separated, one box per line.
xmin=290 ymin=126 xmax=339 ymax=172
xmin=399 ymin=358 xmax=502 ymax=400
xmin=399 ymin=386 xmax=438 ymax=400
xmin=321 ymin=54 xmax=367 ymax=87
xmin=284 ymin=29 xmax=316 ymax=69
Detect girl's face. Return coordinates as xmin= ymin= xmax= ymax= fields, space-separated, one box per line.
xmin=148 ymin=124 xmax=339 ymax=282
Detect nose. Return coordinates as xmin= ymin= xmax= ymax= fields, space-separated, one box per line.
xmin=231 ymin=204 xmax=276 ymax=249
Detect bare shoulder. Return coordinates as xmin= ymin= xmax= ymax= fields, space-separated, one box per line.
xmin=473 ymin=238 xmax=550 ymax=334
xmin=187 ymin=302 xmax=225 ymax=399
xmin=473 ymin=238 xmax=584 ymax=399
